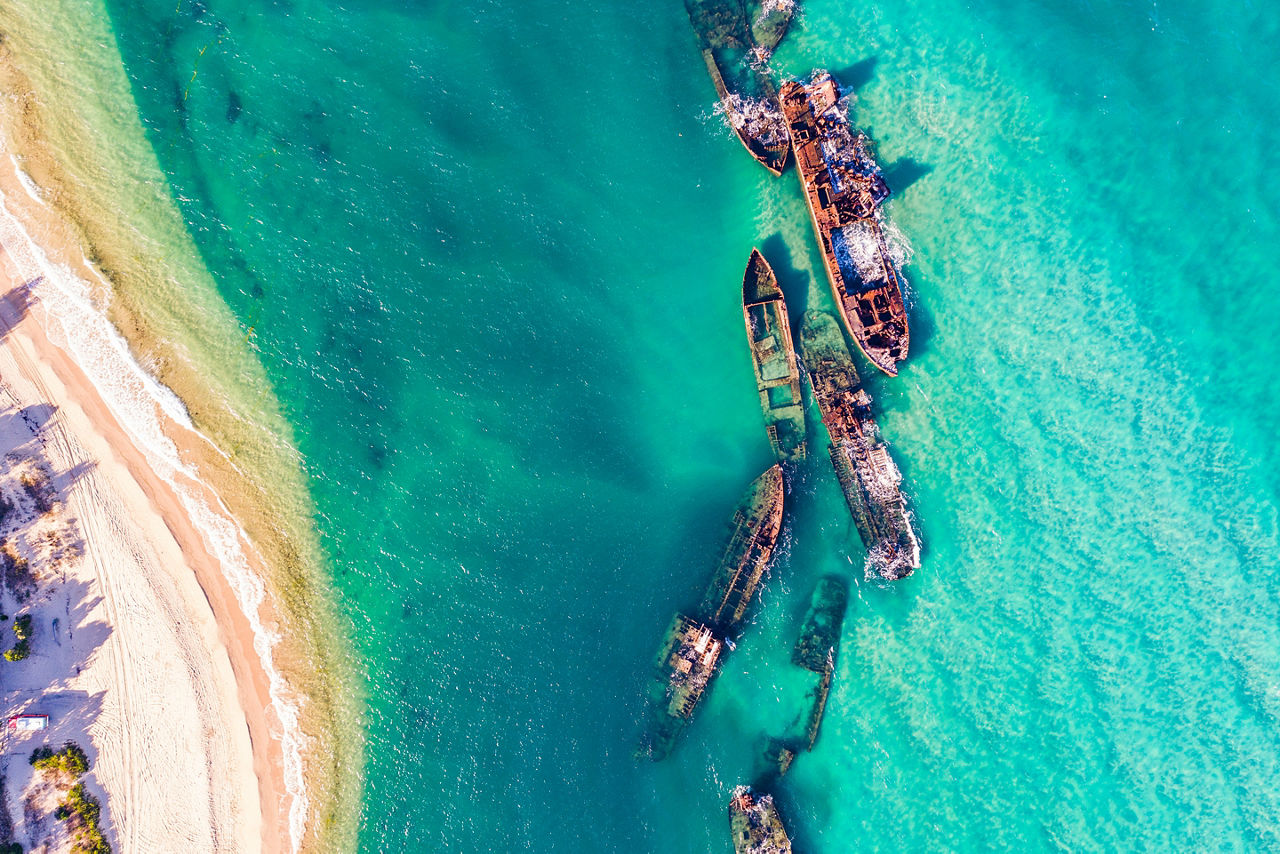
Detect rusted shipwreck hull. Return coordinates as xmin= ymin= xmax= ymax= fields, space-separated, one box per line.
xmin=742 ymin=248 xmax=806 ymax=462
xmin=701 ymin=50 xmax=790 ymax=175
xmin=802 ymin=310 xmax=920 ymax=579
xmin=698 ymin=463 xmax=786 ymax=632
xmin=781 ymin=71 xmax=910 ymax=375
xmin=792 ymin=577 xmax=848 ymax=748
xmin=642 ymin=614 xmax=723 ymax=760
xmin=730 ymin=786 xmax=793 ymax=854
xmin=642 ymin=465 xmax=786 ymax=759
xmin=686 ymin=0 xmax=793 ymax=175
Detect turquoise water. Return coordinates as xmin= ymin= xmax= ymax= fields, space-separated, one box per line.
xmin=96 ymin=0 xmax=1280 ymax=849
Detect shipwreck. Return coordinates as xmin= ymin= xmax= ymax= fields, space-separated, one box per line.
xmin=791 ymin=577 xmax=849 ymax=748
xmin=742 ymin=248 xmax=806 ymax=462
xmin=686 ymin=0 xmax=795 ymax=174
xmin=641 ymin=465 xmax=786 ymax=759
xmin=780 ymin=71 xmax=910 ymax=375
xmin=730 ymin=786 xmax=794 ymax=854
xmin=802 ymin=310 xmax=920 ymax=579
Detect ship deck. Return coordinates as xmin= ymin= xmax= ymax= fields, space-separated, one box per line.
xmin=698 ymin=464 xmax=786 ymax=631
xmin=801 ymin=311 xmax=920 ymax=578
xmin=780 ymin=73 xmax=909 ymax=374
xmin=743 ymin=249 xmax=806 ymax=462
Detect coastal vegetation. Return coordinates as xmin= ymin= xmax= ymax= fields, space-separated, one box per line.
xmin=4 ymin=613 xmax=31 ymax=661
xmin=30 ymin=743 xmax=90 ymax=778
xmin=28 ymin=743 xmax=109 ymax=853
xmin=0 ymin=775 xmax=17 ymax=853
xmin=55 ymin=784 xmax=110 ymax=854
xmin=0 ymin=456 xmax=80 ymax=604
xmin=18 ymin=471 xmax=56 ymax=516
xmin=0 ymin=541 xmax=33 ymax=602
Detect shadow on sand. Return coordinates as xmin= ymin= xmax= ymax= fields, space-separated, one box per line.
xmin=884 ymin=157 xmax=934 ymax=195
xmin=0 ymin=285 xmax=34 ymax=343
xmin=832 ymin=56 xmax=878 ymax=92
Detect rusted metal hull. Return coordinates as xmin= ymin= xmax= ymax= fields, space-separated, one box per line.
xmin=641 ymin=465 xmax=786 ymax=759
xmin=702 ymin=51 xmax=790 ymax=176
xmin=780 ymin=72 xmax=910 ymax=375
xmin=686 ymin=0 xmax=793 ymax=176
xmin=641 ymin=614 xmax=724 ymax=760
xmin=801 ymin=310 xmax=920 ymax=579
xmin=743 ymin=248 xmax=806 ymax=462
xmin=698 ymin=463 xmax=786 ymax=632
xmin=729 ymin=787 xmax=793 ymax=854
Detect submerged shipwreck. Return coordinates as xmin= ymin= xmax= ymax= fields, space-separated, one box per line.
xmin=642 ymin=465 xmax=786 ymax=759
xmin=802 ymin=310 xmax=920 ymax=579
xmin=780 ymin=71 xmax=910 ymax=375
xmin=645 ymin=615 xmax=723 ymax=758
xmin=742 ymin=248 xmax=806 ymax=462
xmin=643 ymin=28 xmax=932 ymax=842
xmin=792 ymin=577 xmax=849 ymax=748
xmin=730 ymin=786 xmax=794 ymax=854
xmin=686 ymin=0 xmax=795 ymax=174
xmin=756 ymin=577 xmax=849 ymax=774
xmin=698 ymin=464 xmax=787 ymax=634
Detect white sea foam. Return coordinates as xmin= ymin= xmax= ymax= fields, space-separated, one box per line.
xmin=881 ymin=218 xmax=914 ymax=270
xmin=9 ymin=156 xmax=45 ymax=207
xmin=0 ymin=185 xmax=310 ymax=852
xmin=834 ymin=220 xmax=886 ymax=283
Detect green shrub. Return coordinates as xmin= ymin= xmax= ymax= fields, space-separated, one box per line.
xmin=30 ymin=742 xmax=89 ymax=777
xmin=59 ymin=783 xmax=110 ymax=853
xmin=4 ymin=639 xmax=29 ymax=662
xmin=13 ymin=615 xmax=31 ymax=641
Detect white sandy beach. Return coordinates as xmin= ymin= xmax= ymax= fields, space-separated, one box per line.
xmin=0 ymin=166 xmax=292 ymax=851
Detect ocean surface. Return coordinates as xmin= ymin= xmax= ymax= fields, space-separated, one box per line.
xmin=55 ymin=0 xmax=1280 ymax=848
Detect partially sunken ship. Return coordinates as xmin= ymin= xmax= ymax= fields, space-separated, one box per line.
xmin=686 ymin=0 xmax=795 ymax=174
xmin=792 ymin=577 xmax=849 ymax=748
xmin=698 ymin=464 xmax=786 ymax=633
xmin=642 ymin=465 xmax=786 ymax=759
xmin=645 ymin=615 xmax=723 ymax=759
xmin=780 ymin=71 xmax=910 ymax=375
xmin=742 ymin=249 xmax=806 ymax=462
xmin=802 ymin=310 xmax=920 ymax=579
xmin=730 ymin=786 xmax=794 ymax=854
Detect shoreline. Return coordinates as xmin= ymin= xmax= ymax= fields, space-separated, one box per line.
xmin=0 ymin=4 xmax=360 ymax=849
xmin=0 ymin=164 xmax=291 ymax=851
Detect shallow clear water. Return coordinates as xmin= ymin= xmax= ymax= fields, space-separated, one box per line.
xmin=88 ymin=0 xmax=1280 ymax=848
